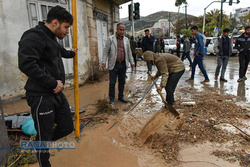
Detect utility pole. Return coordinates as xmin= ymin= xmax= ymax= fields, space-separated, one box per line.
xmin=185 ymin=3 xmax=187 ymax=29
xmin=220 ymin=0 xmax=223 ymax=29
xmin=169 ymin=12 xmax=171 ymax=38
xmin=131 ymin=0 xmax=135 ymax=37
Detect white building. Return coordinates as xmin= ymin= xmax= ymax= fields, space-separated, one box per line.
xmin=152 ymin=19 xmax=174 ymax=38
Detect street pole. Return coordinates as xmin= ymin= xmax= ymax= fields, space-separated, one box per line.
xmin=202 ymin=1 xmax=220 ymax=34
xmin=131 ymin=0 xmax=135 ymax=37
xmin=203 ymin=8 xmax=206 ymax=34
xmin=220 ymin=0 xmax=223 ymax=29
xmin=169 ymin=12 xmax=171 ymax=38
xmin=185 ymin=3 xmax=187 ymax=29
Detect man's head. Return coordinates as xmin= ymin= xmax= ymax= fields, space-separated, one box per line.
xmin=144 ymin=29 xmax=149 ymax=36
xmin=203 ymin=31 xmax=207 ymax=36
xmin=177 ymin=35 xmax=180 ymax=39
xmin=143 ymin=51 xmax=155 ymax=64
xmin=161 ymin=35 xmax=163 ymax=39
xmin=245 ymin=26 xmax=250 ymax=36
xmin=45 ymin=6 xmax=73 ymax=39
xmin=116 ymin=23 xmax=125 ymax=37
xmin=183 ymin=34 xmax=187 ymax=39
xmin=191 ymin=25 xmax=199 ymax=35
xmin=223 ymin=28 xmax=230 ymax=37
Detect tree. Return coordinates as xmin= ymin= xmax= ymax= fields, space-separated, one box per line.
xmin=175 ymin=0 xmax=187 ymax=6
xmin=238 ymin=11 xmax=250 ymax=27
xmin=174 ymin=16 xmax=199 ymax=35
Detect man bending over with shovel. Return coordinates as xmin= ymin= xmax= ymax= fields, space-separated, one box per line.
xmin=143 ymin=51 xmax=185 ymax=105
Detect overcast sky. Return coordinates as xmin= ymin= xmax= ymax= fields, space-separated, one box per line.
xmin=119 ymin=0 xmax=249 ymax=18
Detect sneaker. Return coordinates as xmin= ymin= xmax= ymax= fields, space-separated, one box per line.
xmin=201 ymin=79 xmax=210 ymax=83
xmin=214 ymin=76 xmax=218 ymax=80
xmin=237 ymin=78 xmax=244 ymax=82
xmin=110 ymin=101 xmax=115 ymax=109
xmin=243 ymin=76 xmax=247 ymax=80
xmin=185 ymin=78 xmax=194 ymax=81
xmin=220 ymin=78 xmax=227 ymax=82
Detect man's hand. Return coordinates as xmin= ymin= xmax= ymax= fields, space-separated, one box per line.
xmin=148 ymin=34 xmax=151 ymax=38
xmin=157 ymin=87 xmax=162 ymax=92
xmin=195 ymin=51 xmax=200 ymax=56
xmin=70 ymin=48 xmax=78 ymax=53
xmin=102 ymin=64 xmax=106 ymax=71
xmin=53 ymin=80 xmax=64 ymax=93
xmin=131 ymin=64 xmax=135 ymax=69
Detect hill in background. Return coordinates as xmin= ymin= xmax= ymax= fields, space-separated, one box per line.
xmin=121 ymin=11 xmax=196 ymax=32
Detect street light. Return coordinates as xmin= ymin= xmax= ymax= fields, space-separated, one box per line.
xmin=202 ymin=1 xmax=221 ymax=34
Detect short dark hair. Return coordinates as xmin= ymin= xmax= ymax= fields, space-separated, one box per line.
xmin=46 ymin=6 xmax=73 ymax=25
xmin=245 ymin=26 xmax=250 ymax=31
xmin=191 ymin=25 xmax=198 ymax=31
xmin=144 ymin=29 xmax=149 ymax=32
xmin=117 ymin=23 xmax=125 ymax=28
xmin=223 ymin=28 xmax=230 ymax=33
xmin=203 ymin=31 xmax=207 ymax=34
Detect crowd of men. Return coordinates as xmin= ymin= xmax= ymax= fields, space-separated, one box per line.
xmin=17 ymin=5 xmax=250 ymax=166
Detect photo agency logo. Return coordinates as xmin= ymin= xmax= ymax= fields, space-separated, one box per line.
xmin=20 ymin=141 xmax=76 ymax=149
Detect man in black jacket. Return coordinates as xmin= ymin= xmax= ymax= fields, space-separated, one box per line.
xmin=18 ymin=6 xmax=77 ymax=167
xmin=235 ymin=26 xmax=250 ymax=82
xmin=142 ymin=29 xmax=155 ymax=73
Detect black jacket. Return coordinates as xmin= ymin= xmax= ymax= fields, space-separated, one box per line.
xmin=235 ymin=33 xmax=250 ymax=54
xmin=142 ymin=35 xmax=155 ymax=52
xmin=18 ymin=22 xmax=75 ymax=96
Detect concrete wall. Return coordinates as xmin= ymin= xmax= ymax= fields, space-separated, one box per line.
xmin=0 ymin=0 xmax=120 ymax=100
xmin=0 ymin=0 xmax=30 ymax=100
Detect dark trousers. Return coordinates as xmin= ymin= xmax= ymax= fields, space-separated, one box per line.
xmin=146 ymin=61 xmax=152 ymax=72
xmin=181 ymin=51 xmax=192 ymax=66
xmin=191 ymin=54 xmax=209 ymax=80
xmin=176 ymin=50 xmax=180 ymax=57
xmin=26 ymin=93 xmax=73 ymax=167
xmin=165 ymin=70 xmax=185 ymax=105
xmin=239 ymin=53 xmax=250 ymax=78
xmin=160 ymin=48 xmax=165 ymax=53
xmin=109 ymin=62 xmax=126 ymax=102
xmin=132 ymin=53 xmax=137 ymax=67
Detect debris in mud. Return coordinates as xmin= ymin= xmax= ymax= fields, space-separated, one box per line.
xmin=212 ymin=150 xmax=250 ymax=167
xmin=95 ymin=99 xmax=118 ymax=115
xmin=123 ymin=86 xmax=250 ymax=166
xmin=2 ymin=147 xmax=37 ymax=167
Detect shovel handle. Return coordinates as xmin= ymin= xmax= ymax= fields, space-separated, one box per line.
xmin=148 ymin=72 xmax=180 ymax=117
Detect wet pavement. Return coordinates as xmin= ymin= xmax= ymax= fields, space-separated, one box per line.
xmin=126 ymin=53 xmax=250 ymax=106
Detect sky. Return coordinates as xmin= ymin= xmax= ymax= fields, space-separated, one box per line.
xmin=119 ymin=0 xmax=249 ymax=19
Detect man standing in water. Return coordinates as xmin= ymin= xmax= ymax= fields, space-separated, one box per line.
xmin=102 ymin=23 xmax=135 ymax=106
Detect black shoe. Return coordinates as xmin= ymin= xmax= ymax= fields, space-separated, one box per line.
xmin=118 ymin=98 xmax=129 ymax=103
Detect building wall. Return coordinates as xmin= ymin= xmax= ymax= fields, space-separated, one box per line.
xmin=0 ymin=0 xmax=121 ymax=100
xmin=86 ymin=0 xmax=119 ymax=70
xmin=0 ymin=0 xmax=91 ymax=100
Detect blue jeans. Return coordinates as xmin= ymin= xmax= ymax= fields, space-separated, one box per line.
xmin=165 ymin=70 xmax=185 ymax=105
xmin=215 ymin=56 xmax=229 ymax=79
xmin=191 ymin=54 xmax=209 ymax=80
xmin=109 ymin=62 xmax=126 ymax=102
xmin=181 ymin=51 xmax=192 ymax=66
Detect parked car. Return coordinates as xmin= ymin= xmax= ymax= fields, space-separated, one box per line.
xmin=206 ymin=37 xmax=218 ymax=55
xmin=135 ymin=47 xmax=143 ymax=60
xmin=231 ymin=35 xmax=240 ymax=56
xmin=164 ymin=39 xmax=183 ymax=54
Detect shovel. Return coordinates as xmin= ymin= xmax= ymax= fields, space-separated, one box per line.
xmin=139 ymin=73 xmax=182 ymax=144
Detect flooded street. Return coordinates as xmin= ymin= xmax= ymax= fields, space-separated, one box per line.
xmin=4 ymin=54 xmax=250 ymax=167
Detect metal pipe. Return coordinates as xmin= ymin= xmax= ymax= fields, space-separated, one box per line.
xmin=72 ymin=0 xmax=80 ymax=139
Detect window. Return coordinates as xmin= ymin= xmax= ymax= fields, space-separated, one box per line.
xmin=27 ymin=0 xmax=72 ymax=49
